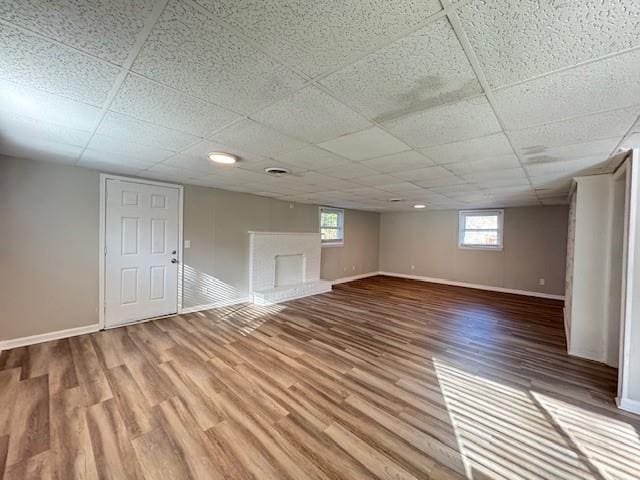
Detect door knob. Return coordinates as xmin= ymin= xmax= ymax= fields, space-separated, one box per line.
xmin=171 ymin=258 xmax=178 ymax=264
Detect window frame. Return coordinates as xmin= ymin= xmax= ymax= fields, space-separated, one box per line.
xmin=320 ymin=206 xmax=344 ymax=247
xmin=458 ymin=209 xmax=504 ymax=251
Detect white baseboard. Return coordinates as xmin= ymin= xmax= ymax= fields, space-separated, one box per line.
xmin=617 ymin=396 xmax=640 ymax=415
xmin=378 ymin=271 xmax=565 ymax=301
xmin=0 ymin=323 xmax=100 ymax=351
xmin=331 ymin=271 xmax=379 ymax=285
xmin=180 ymin=297 xmax=251 ymax=314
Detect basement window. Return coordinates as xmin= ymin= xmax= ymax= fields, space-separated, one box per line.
xmin=458 ymin=209 xmax=503 ymax=250
xmin=320 ymin=207 xmax=344 ymax=247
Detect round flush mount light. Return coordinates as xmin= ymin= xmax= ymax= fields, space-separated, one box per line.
xmin=207 ymin=152 xmax=236 ymax=165
xmin=265 ymin=167 xmax=290 ymax=175
xmin=413 ymin=204 xmax=426 ymax=209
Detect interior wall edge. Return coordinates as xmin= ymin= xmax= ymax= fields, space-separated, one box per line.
xmin=0 ymin=323 xmax=100 ymax=351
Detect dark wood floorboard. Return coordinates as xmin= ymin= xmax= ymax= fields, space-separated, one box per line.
xmin=1 ymin=275 xmax=639 ymax=479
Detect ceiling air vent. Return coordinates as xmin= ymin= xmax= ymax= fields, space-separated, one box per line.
xmin=265 ymin=167 xmax=290 ymax=175
xmin=388 ymin=198 xmax=404 ymax=202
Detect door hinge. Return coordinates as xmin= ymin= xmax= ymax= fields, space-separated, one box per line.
xmin=104 ymin=246 xmax=107 ymax=256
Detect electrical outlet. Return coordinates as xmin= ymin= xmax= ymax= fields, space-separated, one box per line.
xmin=184 ymin=240 xmax=191 ymax=248
xmin=539 ymin=278 xmax=545 ymax=286
xmin=352 ymin=265 xmax=356 ymax=271
xmin=343 ymin=266 xmax=347 ymax=272
xmin=411 ymin=265 xmax=415 ymax=270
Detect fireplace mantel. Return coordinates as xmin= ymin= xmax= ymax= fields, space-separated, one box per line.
xmin=248 ymin=231 xmax=331 ymax=305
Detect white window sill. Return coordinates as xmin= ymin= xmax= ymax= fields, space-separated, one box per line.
xmin=322 ymin=242 xmax=344 ymax=248
xmin=458 ymin=244 xmax=503 ymax=251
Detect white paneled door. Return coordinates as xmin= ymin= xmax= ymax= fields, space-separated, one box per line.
xmin=104 ymin=179 xmax=180 ymax=328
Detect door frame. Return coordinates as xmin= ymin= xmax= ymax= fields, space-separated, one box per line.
xmin=98 ymin=173 xmax=184 ymax=330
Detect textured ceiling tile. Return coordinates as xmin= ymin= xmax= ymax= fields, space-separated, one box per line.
xmin=251 ymin=86 xmax=370 ymax=143
xmin=140 ymin=163 xmax=193 ymax=182
xmin=110 ymin=75 xmax=239 ymax=137
xmin=355 ymin=174 xmax=402 ymax=187
xmin=494 ymin=49 xmax=640 ymax=129
xmin=509 ymin=107 xmax=640 ymax=153
xmin=378 ymin=182 xmax=424 ymax=194
xmin=0 ymin=0 xmax=156 ymax=64
xmin=458 ymin=0 xmax=640 ymax=88
xmin=97 ymin=111 xmax=199 ymax=152
xmin=0 ymin=25 xmax=119 ymax=106
xmin=519 ymin=138 xmax=619 ymax=165
xmin=79 ymin=148 xmax=157 ymax=169
xmin=0 ymin=136 xmax=83 ymax=164
xmin=526 ymin=155 xmax=608 ymax=178
xmin=317 ymin=127 xmax=409 ymax=161
xmin=316 ymin=162 xmax=379 ymax=180
xmin=86 ymin=133 xmax=175 ymax=164
xmin=132 ymin=0 xmax=305 ymax=114
xmin=321 ymin=18 xmax=481 ymax=122
xmin=447 ymin=154 xmax=520 ymax=175
xmin=0 ymin=80 xmax=102 ymax=131
xmin=360 ymin=150 xmax=433 ymax=173
xmin=393 ymin=165 xmax=454 ymax=181
xmin=421 ymin=132 xmax=514 ymax=165
xmin=382 ymin=96 xmax=501 ymax=148
xmin=621 ymin=133 xmax=640 ymax=151
xmin=0 ymin=111 xmax=91 ymax=147
xmin=273 ymin=146 xmax=352 ymax=171
xmin=209 ymin=120 xmax=307 ymax=157
xmin=77 ymin=157 xmax=147 ymax=176
xmin=199 ymin=0 xmax=443 ymax=77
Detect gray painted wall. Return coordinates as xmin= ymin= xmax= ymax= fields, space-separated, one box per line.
xmin=0 ymin=155 xmax=380 ymax=341
xmin=379 ymin=206 xmax=569 ymax=296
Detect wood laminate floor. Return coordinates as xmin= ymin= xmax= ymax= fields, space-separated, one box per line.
xmin=1 ymin=276 xmax=639 ymax=479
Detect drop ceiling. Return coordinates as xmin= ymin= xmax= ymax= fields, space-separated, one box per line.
xmin=1 ymin=0 xmax=639 ymax=211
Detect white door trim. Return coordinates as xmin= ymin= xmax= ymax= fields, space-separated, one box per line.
xmin=99 ymin=173 xmax=184 ymax=330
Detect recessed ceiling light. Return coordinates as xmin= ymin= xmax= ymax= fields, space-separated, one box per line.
xmin=207 ymin=152 xmax=236 ymax=164
xmin=413 ymin=204 xmax=426 ymax=209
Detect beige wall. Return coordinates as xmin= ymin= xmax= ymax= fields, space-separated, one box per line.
xmin=182 ymin=185 xmax=380 ymax=308
xmin=0 ymin=155 xmax=100 ymax=341
xmin=379 ymin=206 xmax=569 ymax=296
xmin=0 ymin=155 xmax=380 ymax=341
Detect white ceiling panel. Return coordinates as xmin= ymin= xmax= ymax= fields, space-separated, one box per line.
xmin=79 ymin=148 xmax=157 ymax=169
xmin=97 ymin=111 xmax=200 ymax=152
xmin=360 ymin=150 xmax=434 ymax=173
xmin=0 ymin=0 xmax=156 ymax=65
xmin=422 ymin=132 xmax=514 ymax=165
xmin=251 ymin=86 xmax=370 ymax=143
xmin=86 ymin=134 xmax=174 ymax=164
xmin=1 ymin=136 xmax=83 ymax=165
xmin=210 ymin=120 xmax=307 ymax=157
xmin=494 ymin=49 xmax=640 ymax=129
xmin=317 ymin=162 xmax=379 ymax=180
xmin=132 ymin=0 xmax=305 ymax=114
xmin=0 ymin=80 xmax=102 ymax=131
xmin=447 ymin=154 xmax=520 ymax=175
xmin=526 ymin=155 xmax=608 ymax=178
xmin=382 ymin=96 xmax=502 ymax=148
xmin=458 ymin=0 xmax=640 ymax=88
xmin=356 ymin=174 xmax=404 ymax=187
xmin=318 ymin=127 xmax=410 ymax=161
xmin=110 ymin=75 xmax=239 ymax=137
xmin=196 ymin=0 xmax=443 ymax=77
xmin=273 ymin=146 xmax=352 ymax=171
xmin=509 ymin=107 xmax=640 ymax=154
xmin=320 ymin=17 xmax=481 ymax=122
xmin=0 ymin=112 xmax=91 ymax=148
xmin=0 ymin=24 xmax=120 ymax=106
xmin=519 ymin=138 xmax=619 ymax=166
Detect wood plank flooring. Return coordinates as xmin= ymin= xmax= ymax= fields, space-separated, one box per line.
xmin=1 ymin=275 xmax=639 ymax=479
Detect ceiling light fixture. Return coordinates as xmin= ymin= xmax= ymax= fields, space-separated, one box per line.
xmin=207 ymin=152 xmax=236 ymax=164
xmin=414 ymin=204 xmax=426 ymax=209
